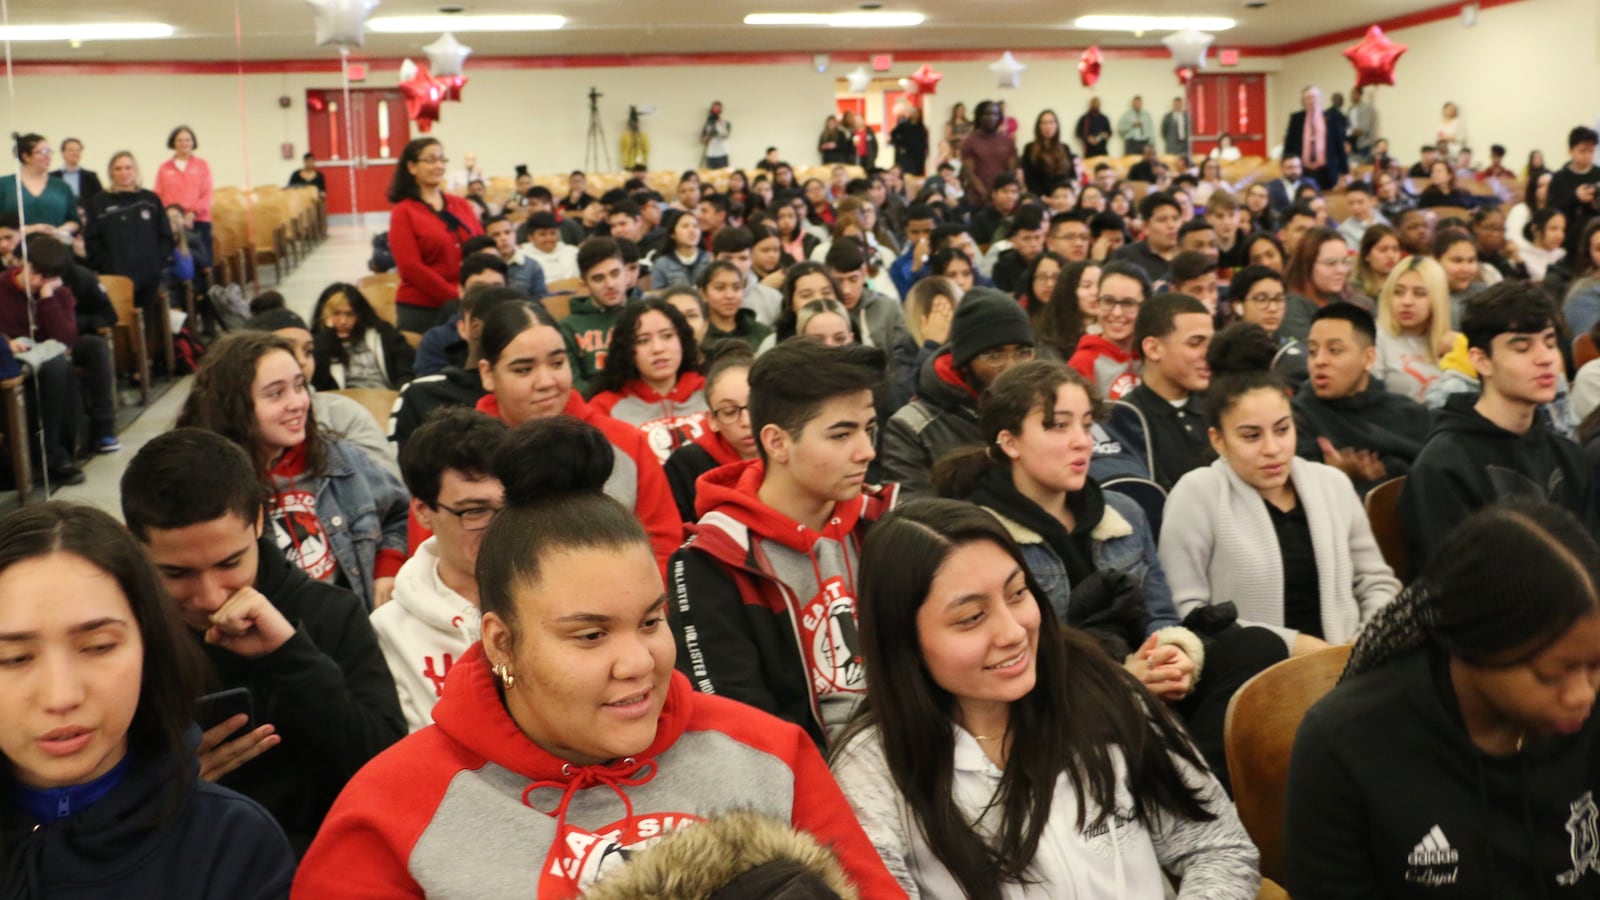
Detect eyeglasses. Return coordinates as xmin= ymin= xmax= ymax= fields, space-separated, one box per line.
xmin=712 ymin=404 xmax=750 ymax=424
xmin=433 ymin=501 xmax=502 ymax=531
xmin=1245 ymin=292 xmax=1288 ymax=308
xmin=416 ymin=155 xmax=449 ymax=165
xmin=976 ymin=346 xmax=1037 ymax=365
xmin=1096 ymin=296 xmax=1142 ymax=313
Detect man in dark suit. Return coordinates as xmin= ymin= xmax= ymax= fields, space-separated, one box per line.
xmin=50 ymin=138 xmax=102 ymax=206
xmin=1281 ymin=86 xmax=1348 ymax=191
xmin=1266 ymin=155 xmax=1319 ymax=213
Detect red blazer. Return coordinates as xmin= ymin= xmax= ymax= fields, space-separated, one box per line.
xmin=388 ymin=195 xmax=483 ymax=310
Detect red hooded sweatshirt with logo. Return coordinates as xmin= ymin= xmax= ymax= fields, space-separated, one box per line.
xmin=667 ymin=459 xmax=899 ymax=751
xmin=588 ymin=371 xmax=711 ymax=464
xmin=291 ymin=643 xmax=905 ymax=899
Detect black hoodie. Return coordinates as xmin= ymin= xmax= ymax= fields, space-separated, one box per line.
xmin=1400 ymin=394 xmax=1594 ymax=565
xmin=199 ymin=537 xmax=405 ymax=852
xmin=1292 ymin=376 xmax=1430 ymax=496
xmin=0 ymin=728 xmax=295 ymax=899
xmin=1286 ymin=647 xmax=1600 ymax=898
xmin=389 ymin=364 xmax=485 ymax=450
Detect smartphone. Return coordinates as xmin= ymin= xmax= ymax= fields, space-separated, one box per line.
xmin=196 ymin=687 xmax=255 ymax=742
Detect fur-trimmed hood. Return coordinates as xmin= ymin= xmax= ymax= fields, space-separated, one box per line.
xmin=580 ymin=810 xmax=858 ymax=900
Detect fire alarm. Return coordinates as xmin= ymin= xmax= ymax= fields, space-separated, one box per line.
xmin=278 ymin=96 xmax=292 ymax=109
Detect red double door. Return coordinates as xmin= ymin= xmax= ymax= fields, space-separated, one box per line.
xmin=306 ymin=87 xmax=410 ymax=215
xmin=1188 ymin=73 xmax=1269 ymax=158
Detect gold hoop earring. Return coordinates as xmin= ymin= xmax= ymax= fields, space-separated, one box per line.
xmin=492 ymin=663 xmax=516 ymax=690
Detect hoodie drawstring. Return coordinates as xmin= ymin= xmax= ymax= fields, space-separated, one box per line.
xmin=523 ymin=757 xmax=658 ymax=870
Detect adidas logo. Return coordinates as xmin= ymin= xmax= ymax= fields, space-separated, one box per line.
xmin=1407 ymin=825 xmax=1460 ymax=867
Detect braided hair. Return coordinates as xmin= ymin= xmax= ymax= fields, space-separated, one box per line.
xmin=1344 ymin=500 xmax=1600 ymax=679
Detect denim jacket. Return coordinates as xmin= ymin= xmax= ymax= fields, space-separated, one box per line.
xmin=312 ymin=437 xmax=410 ymax=610
xmin=981 ymin=490 xmax=1180 ymax=634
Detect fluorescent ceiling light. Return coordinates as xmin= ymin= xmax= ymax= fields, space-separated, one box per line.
xmin=1072 ymin=15 xmax=1236 ymax=32
xmin=745 ymin=12 xmax=926 ymax=28
xmin=0 ymin=23 xmax=174 ymax=41
xmin=368 ymin=15 xmax=565 ymax=34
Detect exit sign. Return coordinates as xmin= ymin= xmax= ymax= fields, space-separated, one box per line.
xmin=347 ymin=63 xmax=368 ymax=81
xmin=871 ymin=54 xmax=893 ymax=71
xmin=1218 ymin=49 xmax=1239 ymax=66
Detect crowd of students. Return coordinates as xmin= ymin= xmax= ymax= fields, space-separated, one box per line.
xmin=5 ymin=97 xmax=1600 ymax=899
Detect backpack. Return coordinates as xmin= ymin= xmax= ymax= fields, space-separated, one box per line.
xmin=207 ymin=283 xmax=251 ymax=332
xmin=369 ymin=232 xmax=394 ymax=273
xmin=173 ymin=327 xmax=206 ymax=375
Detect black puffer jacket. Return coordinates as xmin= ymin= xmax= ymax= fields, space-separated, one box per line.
xmin=880 ymin=349 xmax=982 ymax=497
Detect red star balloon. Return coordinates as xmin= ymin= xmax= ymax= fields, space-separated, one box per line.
xmin=1344 ymin=25 xmax=1407 ymax=88
xmin=1078 ymin=45 xmax=1102 ymax=88
xmin=439 ymin=74 xmax=468 ymax=103
xmin=1175 ymin=66 xmax=1195 ymax=86
xmin=399 ymin=65 xmax=447 ymax=132
xmin=908 ymin=63 xmax=943 ymax=97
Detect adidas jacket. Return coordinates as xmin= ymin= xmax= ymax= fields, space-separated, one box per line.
xmin=1287 ymin=647 xmax=1600 ymax=898
xmin=668 ymin=460 xmax=899 ymax=750
xmin=370 ymin=537 xmax=481 ymax=733
xmin=589 ymin=372 xmax=711 ymax=463
xmin=291 ymin=644 xmax=906 ymax=899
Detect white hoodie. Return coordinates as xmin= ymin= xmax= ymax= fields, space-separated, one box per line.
xmin=370 ymin=537 xmax=482 ymax=733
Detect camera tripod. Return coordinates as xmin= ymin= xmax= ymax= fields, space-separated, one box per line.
xmin=585 ymin=87 xmax=612 ymax=173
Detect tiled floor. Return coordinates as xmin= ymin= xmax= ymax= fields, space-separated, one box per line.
xmin=52 ymin=223 xmax=380 ymax=518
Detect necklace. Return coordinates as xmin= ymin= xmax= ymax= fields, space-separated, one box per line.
xmin=973 ymin=734 xmax=1001 ymax=743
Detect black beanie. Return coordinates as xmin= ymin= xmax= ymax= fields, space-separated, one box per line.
xmin=243 ymin=308 xmax=309 ymax=334
xmin=950 ymin=287 xmax=1035 ymax=369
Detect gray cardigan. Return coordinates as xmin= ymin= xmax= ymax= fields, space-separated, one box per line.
xmin=1158 ymin=457 xmax=1399 ymax=651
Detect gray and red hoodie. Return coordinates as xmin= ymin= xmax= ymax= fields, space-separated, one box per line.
xmin=589 ymin=372 xmax=711 ymax=464
xmin=668 ymin=459 xmax=899 ymax=751
xmin=291 ymin=643 xmax=905 ymax=900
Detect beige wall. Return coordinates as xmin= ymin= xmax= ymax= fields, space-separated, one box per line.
xmin=1272 ymin=0 xmax=1600 ymax=171
xmin=0 ymin=54 xmax=1279 ymax=195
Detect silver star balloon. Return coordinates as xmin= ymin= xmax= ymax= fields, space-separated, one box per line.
xmin=306 ymin=0 xmax=379 ymax=48
xmin=989 ymin=51 xmax=1026 ymax=89
xmin=423 ymin=32 xmax=472 ymax=77
xmin=1162 ymin=27 xmax=1214 ymax=70
xmin=846 ymin=66 xmax=872 ymax=93
xmin=398 ymin=57 xmax=418 ymax=82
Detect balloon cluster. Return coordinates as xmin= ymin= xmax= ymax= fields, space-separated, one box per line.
xmin=1078 ymin=45 xmax=1102 ymax=88
xmin=398 ymin=34 xmax=474 ymax=131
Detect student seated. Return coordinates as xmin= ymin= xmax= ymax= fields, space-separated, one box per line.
xmin=307 ymin=282 xmax=414 ymax=391
xmin=1372 ymin=256 xmax=1454 ymax=404
xmin=178 ymin=332 xmax=410 ymax=611
xmin=474 ymin=300 xmax=682 ymax=568
xmin=697 ymin=258 xmax=772 ymax=352
xmin=1434 ymin=228 xmax=1491 ymax=328
xmin=664 ymin=342 xmax=758 ymax=522
xmin=1110 ymin=191 xmax=1183 ymax=282
xmin=933 ymin=362 xmax=1200 ymax=701
xmin=411 ymin=255 xmax=513 ymax=377
xmin=668 ymin=341 xmax=898 ymax=750
xmin=830 ymin=499 xmax=1260 ymax=899
xmin=389 ymin=285 xmax=525 ymax=450
xmin=0 ymin=502 xmax=297 ymax=894
xmin=557 ymin=237 xmax=636 ymax=393
xmin=891 ymin=275 xmax=960 ymax=408
xmin=293 ymin=417 xmax=902 ymax=899
xmin=587 ymin=298 xmax=708 ymax=463
xmin=1122 ymin=292 xmax=1215 ymax=490
xmin=1401 ymin=281 xmax=1595 ymax=565
xmin=989 ymin=203 xmax=1047 ymax=295
xmin=375 ymin=408 xmax=506 ymax=732
xmin=1068 ymin=260 xmax=1149 ymax=400
xmin=1230 ymin=264 xmax=1308 ymax=385
xmin=882 ymin=288 xmax=1036 ymax=497
xmin=121 ymin=430 xmax=405 ymax=851
xmin=1162 ymin=322 xmax=1400 ymax=657
xmin=1287 ymin=501 xmax=1600 ymax=899
xmin=825 ymin=238 xmax=907 ymax=352
xmin=1295 ymin=304 xmax=1430 ymax=495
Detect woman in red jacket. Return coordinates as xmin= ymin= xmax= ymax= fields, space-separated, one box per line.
xmin=292 ymin=417 xmax=903 ymax=900
xmin=153 ymin=126 xmax=213 ymax=272
xmin=472 ymin=300 xmax=683 ymax=569
xmin=387 ymin=137 xmax=483 ymax=333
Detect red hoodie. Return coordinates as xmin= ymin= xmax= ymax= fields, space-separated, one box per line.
xmin=588 ymin=372 xmax=711 ymax=464
xmin=1068 ymin=333 xmax=1142 ymax=400
xmin=292 ymin=643 xmax=905 ymax=899
xmin=667 ymin=459 xmax=899 ymax=750
xmin=471 ymin=390 xmax=684 ymax=569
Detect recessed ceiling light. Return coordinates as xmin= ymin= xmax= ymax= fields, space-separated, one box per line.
xmin=744 ymin=12 xmax=925 ymax=28
xmin=1072 ymin=15 xmax=1236 ymax=32
xmin=368 ymin=14 xmax=565 ymax=33
xmin=0 ymin=23 xmax=175 ymax=41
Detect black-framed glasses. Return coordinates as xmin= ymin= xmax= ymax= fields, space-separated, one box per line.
xmin=1245 ymin=292 xmax=1288 ymax=308
xmin=712 ymin=404 xmax=750 ymax=425
xmin=434 ymin=501 xmax=501 ymax=531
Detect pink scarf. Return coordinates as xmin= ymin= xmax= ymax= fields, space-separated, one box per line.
xmin=1303 ymin=110 xmax=1327 ymax=170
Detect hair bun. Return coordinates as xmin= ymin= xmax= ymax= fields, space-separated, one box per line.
xmin=1206 ymin=322 xmax=1278 ymax=378
xmin=493 ymin=417 xmax=616 ymax=507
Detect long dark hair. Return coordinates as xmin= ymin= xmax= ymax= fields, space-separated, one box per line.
xmin=0 ymin=503 xmax=204 ymax=831
xmin=774 ymin=261 xmax=842 ymax=341
xmin=841 ymin=499 xmax=1214 ymax=900
xmin=176 ymin=331 xmax=327 ymax=482
xmin=1017 ymin=250 xmax=1066 ymax=313
xmin=310 ymin=282 xmax=384 ymax=350
xmin=478 ymin=300 xmax=561 ymax=367
xmin=386 ymin=137 xmax=441 ymax=204
xmin=933 ymin=361 xmax=1101 ymax=500
xmin=588 ymin=298 xmax=699 ymax=398
xmin=1346 ymin=500 xmax=1600 ymax=678
xmin=1037 ymin=259 xmax=1098 ymax=358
